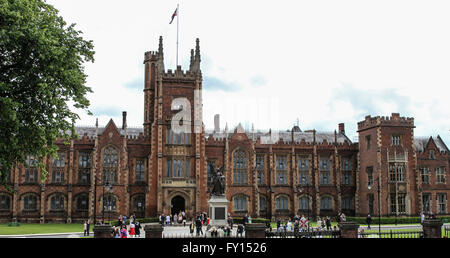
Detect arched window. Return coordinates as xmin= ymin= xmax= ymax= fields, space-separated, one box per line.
xmin=233 ymin=150 xmax=247 ymax=185
xmin=233 ymin=195 xmax=247 ymax=212
xmin=23 ymin=194 xmax=38 ymax=211
xmin=50 ymin=194 xmax=65 ymax=211
xmin=0 ymin=194 xmax=11 ymax=211
xmin=276 ymin=196 xmax=288 ymax=211
xmin=103 ymin=195 xmax=117 ymax=212
xmin=299 ymin=196 xmax=310 ymax=211
xmin=76 ymin=194 xmax=89 ymax=211
xmin=320 ymin=196 xmax=333 ymax=211
xmin=342 ymin=196 xmax=354 ymax=210
xmin=103 ymin=147 xmax=118 ymax=184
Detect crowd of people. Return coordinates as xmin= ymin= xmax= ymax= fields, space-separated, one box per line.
xmin=159 ymin=210 xmax=188 ymax=227
xmin=112 ymin=214 xmax=142 ymax=238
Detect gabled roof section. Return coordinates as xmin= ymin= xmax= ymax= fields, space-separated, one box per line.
xmin=414 ymin=136 xmax=449 ymax=153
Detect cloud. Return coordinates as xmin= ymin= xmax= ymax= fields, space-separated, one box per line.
xmin=250 ymin=75 xmax=267 ymax=87
xmin=92 ymin=106 xmax=122 ymax=117
xmin=203 ymin=76 xmax=242 ymax=92
xmin=124 ymin=77 xmax=144 ymax=91
xmin=331 ymin=83 xmax=413 ymax=117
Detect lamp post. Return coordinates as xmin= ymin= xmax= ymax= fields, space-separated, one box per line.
xmin=102 ymin=181 xmax=113 ymax=225
xmin=298 ymin=176 xmax=311 ymax=230
xmin=368 ymin=176 xmax=381 ymax=238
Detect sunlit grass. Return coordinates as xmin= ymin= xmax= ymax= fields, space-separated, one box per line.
xmin=0 ymin=223 xmax=86 ymax=235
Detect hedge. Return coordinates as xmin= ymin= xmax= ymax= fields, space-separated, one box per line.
xmin=231 ymin=217 xmax=270 ymax=224
xmin=106 ymin=217 xmax=160 ymax=226
xmin=346 ymin=216 xmax=450 ymax=225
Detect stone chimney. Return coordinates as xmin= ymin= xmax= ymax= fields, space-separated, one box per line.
xmin=122 ymin=111 xmax=127 ymax=130
xmin=214 ymin=114 xmax=220 ymax=133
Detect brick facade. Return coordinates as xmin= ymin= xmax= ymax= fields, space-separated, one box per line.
xmin=0 ymin=37 xmax=449 ymax=223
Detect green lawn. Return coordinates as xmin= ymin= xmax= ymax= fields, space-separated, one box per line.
xmin=0 ymin=223 xmax=86 ymax=235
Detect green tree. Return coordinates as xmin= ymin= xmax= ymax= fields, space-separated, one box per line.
xmin=0 ymin=0 xmax=94 ymax=189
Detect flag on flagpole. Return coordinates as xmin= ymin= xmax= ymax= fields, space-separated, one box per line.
xmin=169 ymin=7 xmax=178 ymax=24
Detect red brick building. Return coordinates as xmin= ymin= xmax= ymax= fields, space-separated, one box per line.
xmin=0 ymin=37 xmax=448 ymax=223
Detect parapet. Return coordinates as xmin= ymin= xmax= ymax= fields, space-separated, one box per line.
xmin=358 ymin=113 xmax=414 ymax=131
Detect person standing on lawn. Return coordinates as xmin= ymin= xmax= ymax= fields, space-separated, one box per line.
xmin=83 ymin=221 xmax=88 ymax=236
xmin=326 ymin=216 xmax=331 ymax=231
xmin=366 ymin=214 xmax=372 ymax=229
xmin=135 ymin=221 xmax=142 ymax=237
xmin=129 ymin=222 xmax=135 ymax=238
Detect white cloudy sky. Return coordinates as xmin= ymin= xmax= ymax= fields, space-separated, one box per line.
xmin=47 ymin=0 xmax=450 ymax=144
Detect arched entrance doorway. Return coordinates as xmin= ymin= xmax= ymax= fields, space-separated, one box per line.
xmin=171 ymin=196 xmax=185 ymax=216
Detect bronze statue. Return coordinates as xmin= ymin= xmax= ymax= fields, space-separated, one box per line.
xmin=209 ymin=164 xmax=225 ymax=196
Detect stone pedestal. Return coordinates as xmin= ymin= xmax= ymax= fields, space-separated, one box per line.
xmin=208 ymin=195 xmax=229 ymax=226
xmin=338 ymin=222 xmax=359 ymax=238
xmin=245 ymin=223 xmax=266 ymax=238
xmin=93 ymin=225 xmax=113 ymax=238
xmin=422 ymin=219 xmax=442 ymax=238
xmin=144 ymin=223 xmax=164 ymax=238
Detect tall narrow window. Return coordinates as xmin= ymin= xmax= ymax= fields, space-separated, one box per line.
xmin=166 ymin=157 xmax=190 ymax=178
xmin=397 ymin=164 xmax=405 ymax=182
xmin=342 ymin=158 xmax=352 ymax=171
xmin=135 ymin=159 xmax=145 ymax=183
xmin=256 ymin=155 xmax=265 ymax=185
xmin=367 ymin=166 xmax=373 ymax=187
xmin=76 ymin=194 xmax=89 ymax=211
xmin=276 ymin=196 xmax=288 ymax=211
xmin=234 ymin=195 xmax=247 ymax=212
xmin=25 ymin=156 xmax=38 ymax=184
xmin=342 ymin=171 xmax=352 ymax=185
xmin=50 ymin=194 xmax=65 ymax=211
xmin=207 ymin=160 xmax=215 ymax=185
xmin=103 ymin=147 xmax=118 ymax=184
xmin=390 ymin=194 xmax=406 ymax=214
xmin=299 ymin=196 xmax=310 ymax=211
xmin=392 ymin=135 xmax=401 ymax=146
xmin=103 ymin=195 xmax=117 ymax=212
xmin=166 ymin=128 xmax=191 ymax=145
xmin=389 ymin=164 xmax=396 ymax=182
xmin=320 ymin=171 xmax=331 ymax=185
xmin=78 ymin=152 xmax=91 ymax=184
xmin=0 ymin=195 xmax=11 ymax=211
xmin=259 ymin=196 xmax=267 ymax=212
xmin=52 ymin=152 xmax=65 ymax=184
xmin=24 ymin=195 xmax=38 ymax=211
xmin=366 ymin=135 xmax=371 ymax=150
xmin=298 ymin=156 xmax=309 ymax=185
xmin=437 ymin=167 xmax=446 ymax=184
xmin=420 ymin=167 xmax=430 ymax=184
xmin=342 ymin=196 xmax=354 ymax=210
xmin=320 ymin=196 xmax=332 ymax=210
xmin=233 ymin=150 xmax=247 ymax=185
xmin=437 ymin=194 xmax=447 ymax=214
xmin=429 ymin=150 xmax=435 ymax=160
xmin=276 ymin=155 xmax=287 ymax=185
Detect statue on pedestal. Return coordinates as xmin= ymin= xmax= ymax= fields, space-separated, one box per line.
xmin=209 ymin=164 xmax=225 ymax=196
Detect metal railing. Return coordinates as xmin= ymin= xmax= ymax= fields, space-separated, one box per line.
xmin=444 ymin=226 xmax=450 ymax=238
xmin=359 ymin=229 xmax=423 ymax=238
xmin=266 ymin=228 xmax=341 ymax=238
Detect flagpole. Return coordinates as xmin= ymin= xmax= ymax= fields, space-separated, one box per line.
xmin=176 ymin=3 xmax=179 ymax=67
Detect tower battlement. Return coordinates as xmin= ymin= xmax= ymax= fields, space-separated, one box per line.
xmin=357 ymin=113 xmax=414 ymax=131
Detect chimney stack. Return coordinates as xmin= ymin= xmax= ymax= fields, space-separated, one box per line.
xmin=122 ymin=111 xmax=127 ymax=130
xmin=214 ymin=114 xmax=220 ymax=133
xmin=338 ymin=123 xmax=345 ymax=134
